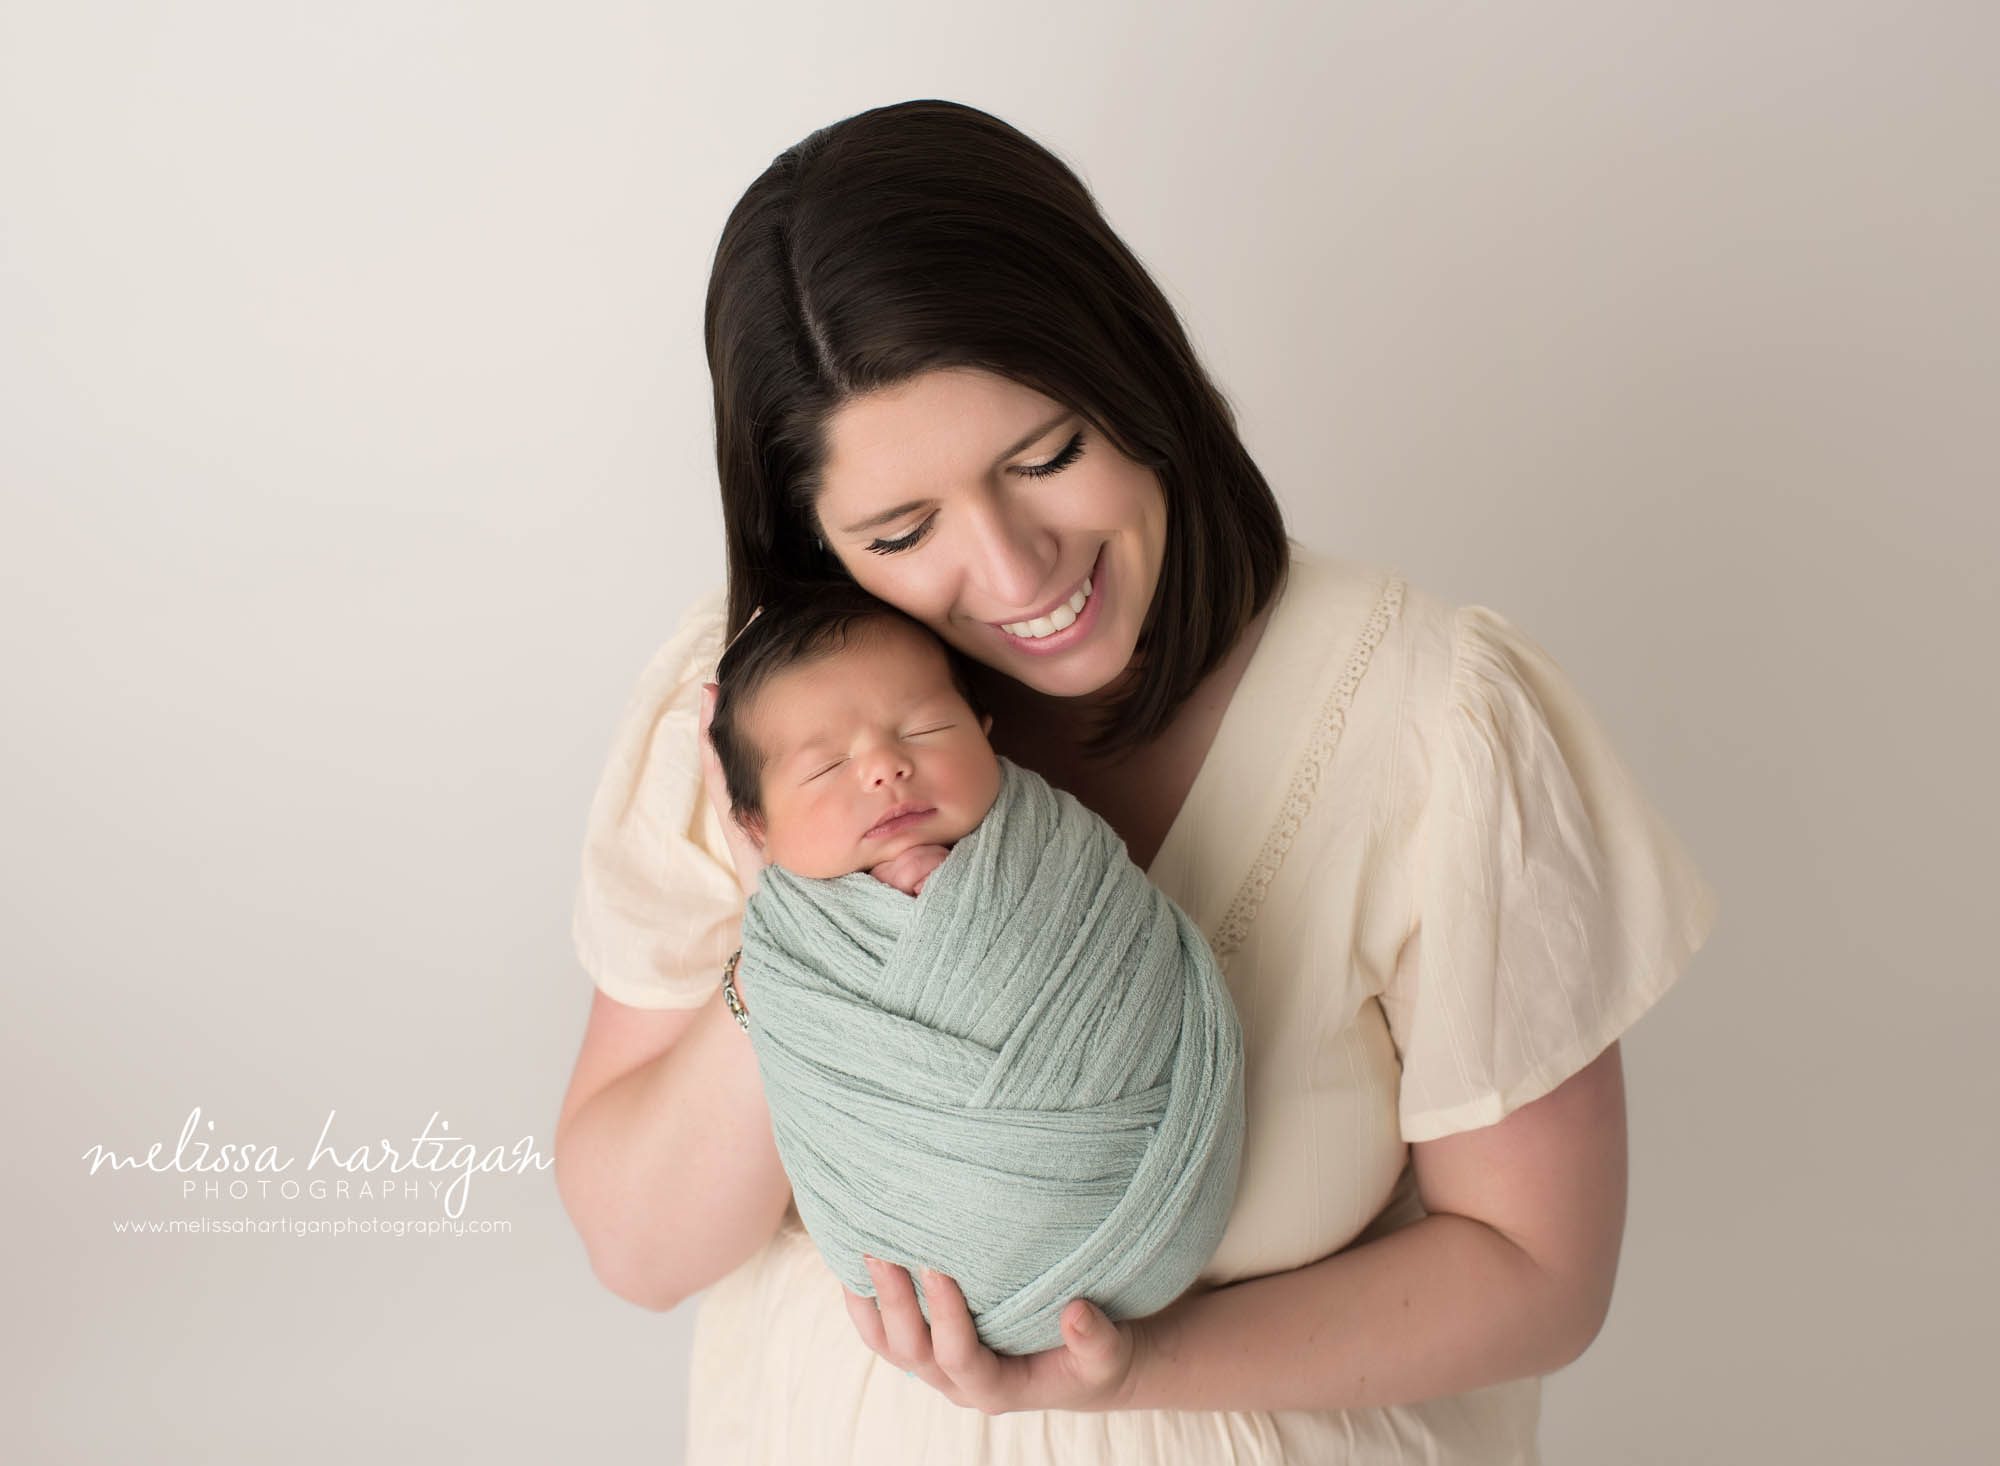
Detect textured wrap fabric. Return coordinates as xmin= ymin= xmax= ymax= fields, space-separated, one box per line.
xmin=738 ymin=755 xmax=1246 ymax=1356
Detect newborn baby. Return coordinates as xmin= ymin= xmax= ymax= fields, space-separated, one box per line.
xmin=706 ymin=588 xmax=1001 ymax=898
xmin=706 ymin=581 xmax=1244 ymax=1357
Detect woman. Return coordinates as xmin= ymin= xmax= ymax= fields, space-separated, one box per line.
xmin=555 ymin=99 xmax=1718 ymax=1463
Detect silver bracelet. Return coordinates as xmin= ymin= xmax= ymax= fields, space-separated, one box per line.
xmin=721 ymin=948 xmax=750 ymax=1033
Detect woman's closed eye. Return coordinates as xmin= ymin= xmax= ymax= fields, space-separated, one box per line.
xmin=1019 ymin=429 xmax=1087 ymax=480
xmin=863 ymin=431 xmax=1089 ymax=556
xmin=864 ymin=516 xmax=935 ymax=557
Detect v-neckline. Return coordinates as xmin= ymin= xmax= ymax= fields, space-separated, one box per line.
xmin=1142 ymin=544 xmax=1306 ymax=883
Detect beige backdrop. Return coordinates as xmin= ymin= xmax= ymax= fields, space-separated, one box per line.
xmin=6 ymin=2 xmax=1991 ymax=1462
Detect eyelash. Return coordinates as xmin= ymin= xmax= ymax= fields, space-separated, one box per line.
xmin=805 ymin=725 xmax=953 ymax=780
xmin=864 ymin=430 xmax=1088 ymax=556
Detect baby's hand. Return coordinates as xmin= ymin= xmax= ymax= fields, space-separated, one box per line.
xmin=868 ymin=843 xmax=951 ymax=897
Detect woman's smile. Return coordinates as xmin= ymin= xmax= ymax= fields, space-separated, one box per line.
xmin=986 ymin=544 xmax=1106 ymax=656
xmin=984 ymin=544 xmax=1112 ymax=656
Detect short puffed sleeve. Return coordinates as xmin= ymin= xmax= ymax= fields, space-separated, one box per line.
xmin=1378 ymin=603 xmax=1721 ymax=1143
xmin=569 ymin=585 xmax=746 ymax=1010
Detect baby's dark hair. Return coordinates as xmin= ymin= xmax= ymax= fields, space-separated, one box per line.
xmin=708 ymin=579 xmax=989 ymax=828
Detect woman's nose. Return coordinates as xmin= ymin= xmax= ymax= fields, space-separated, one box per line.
xmin=964 ymin=498 xmax=1057 ymax=612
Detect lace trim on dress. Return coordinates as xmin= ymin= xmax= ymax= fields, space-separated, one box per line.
xmin=1210 ymin=570 xmax=1407 ymax=964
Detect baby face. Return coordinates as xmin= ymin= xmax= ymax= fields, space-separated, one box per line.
xmin=738 ymin=617 xmax=1002 ymax=880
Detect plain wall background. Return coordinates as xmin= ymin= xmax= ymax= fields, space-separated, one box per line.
xmin=6 ymin=2 xmax=1992 ymax=1461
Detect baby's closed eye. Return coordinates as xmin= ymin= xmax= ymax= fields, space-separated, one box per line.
xmin=803 ymin=726 xmax=952 ymax=781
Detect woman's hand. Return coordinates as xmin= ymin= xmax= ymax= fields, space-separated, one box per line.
xmin=700 ymin=681 xmax=766 ymax=1005
xmin=843 ymin=1258 xmax=1147 ymax=1416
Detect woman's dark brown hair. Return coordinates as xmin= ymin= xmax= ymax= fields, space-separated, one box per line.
xmin=702 ymin=98 xmax=1289 ymax=759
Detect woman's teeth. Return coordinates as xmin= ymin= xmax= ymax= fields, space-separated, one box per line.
xmin=1001 ymin=577 xmax=1092 ymax=639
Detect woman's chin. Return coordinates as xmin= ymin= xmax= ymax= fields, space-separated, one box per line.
xmin=953 ymin=613 xmax=1137 ymax=703
xmin=1003 ymin=643 xmax=1135 ymax=702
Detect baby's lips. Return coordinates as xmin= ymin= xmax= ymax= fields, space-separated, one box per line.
xmin=864 ymin=805 xmax=936 ymax=840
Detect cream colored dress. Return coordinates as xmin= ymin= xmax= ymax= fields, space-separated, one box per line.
xmin=570 ymin=540 xmax=1720 ymax=1465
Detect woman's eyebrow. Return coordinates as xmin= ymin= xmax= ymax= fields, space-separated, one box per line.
xmin=834 ymin=410 xmax=1073 ymax=533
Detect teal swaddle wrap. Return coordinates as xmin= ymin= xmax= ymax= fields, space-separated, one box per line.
xmin=739 ymin=755 xmax=1245 ymax=1355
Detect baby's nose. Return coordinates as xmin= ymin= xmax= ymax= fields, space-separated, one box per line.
xmin=862 ymin=750 xmax=912 ymax=784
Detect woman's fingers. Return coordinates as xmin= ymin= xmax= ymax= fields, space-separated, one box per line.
xmin=858 ymin=1260 xmax=1004 ymax=1402
xmin=842 ymin=1264 xmax=1138 ymax=1413
xmin=862 ymin=1256 xmax=933 ymax=1369
xmin=841 ymin=1283 xmax=889 ymax=1355
xmin=913 ymin=1268 xmax=995 ymax=1387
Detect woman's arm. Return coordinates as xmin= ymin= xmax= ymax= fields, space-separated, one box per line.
xmin=554 ymin=678 xmax=791 ymax=1311
xmin=1115 ymin=1041 xmax=1628 ymax=1412
xmin=554 ymin=984 xmax=793 ymax=1311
